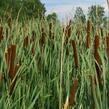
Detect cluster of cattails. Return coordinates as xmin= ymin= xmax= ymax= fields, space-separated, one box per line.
xmin=23 ymin=31 xmax=36 ymax=56
xmin=94 ymin=35 xmax=102 ymax=86
xmin=106 ymin=33 xmax=109 ymax=59
xmin=71 ymin=40 xmax=79 ymax=67
xmin=39 ymin=28 xmax=46 ymax=49
xmin=5 ymin=44 xmax=20 ymax=95
xmin=87 ymin=19 xmax=91 ymax=48
xmin=0 ymin=26 xmax=3 ymax=43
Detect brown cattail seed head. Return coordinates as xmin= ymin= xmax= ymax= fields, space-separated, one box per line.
xmin=0 ymin=26 xmax=3 ymax=42
xmin=0 ymin=72 xmax=2 ymax=84
xmin=106 ymin=33 xmax=109 ymax=59
xmin=9 ymin=44 xmax=16 ymax=80
xmin=94 ymin=34 xmax=100 ymax=51
xmin=72 ymin=40 xmax=79 ymax=67
xmin=23 ymin=36 xmax=29 ymax=48
xmin=69 ymin=79 xmax=78 ymax=106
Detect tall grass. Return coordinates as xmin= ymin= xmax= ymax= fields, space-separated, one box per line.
xmin=0 ymin=10 xmax=109 ymax=109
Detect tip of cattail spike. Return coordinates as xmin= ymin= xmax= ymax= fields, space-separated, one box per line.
xmin=71 ymin=40 xmax=79 ymax=67
xmin=69 ymin=79 xmax=78 ymax=106
xmin=87 ymin=19 xmax=91 ymax=48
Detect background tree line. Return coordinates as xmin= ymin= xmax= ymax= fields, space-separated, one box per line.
xmin=0 ymin=0 xmax=108 ymax=27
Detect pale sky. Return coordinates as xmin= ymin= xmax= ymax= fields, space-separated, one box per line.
xmin=41 ymin=0 xmax=108 ymax=20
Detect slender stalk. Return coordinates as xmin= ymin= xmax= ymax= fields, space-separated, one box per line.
xmin=59 ymin=28 xmax=64 ymax=109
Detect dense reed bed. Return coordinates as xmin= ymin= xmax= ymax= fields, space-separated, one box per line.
xmin=0 ymin=16 xmax=109 ymax=109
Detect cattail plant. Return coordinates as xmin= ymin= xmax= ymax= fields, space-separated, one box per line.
xmin=69 ymin=79 xmax=78 ymax=106
xmin=0 ymin=72 xmax=2 ymax=84
xmin=9 ymin=45 xmax=16 ymax=80
xmin=106 ymin=33 xmax=109 ymax=59
xmin=49 ymin=22 xmax=52 ymax=39
xmin=9 ymin=64 xmax=20 ymax=95
xmin=87 ymin=19 xmax=91 ymax=48
xmin=65 ymin=20 xmax=72 ymax=56
xmin=5 ymin=44 xmax=19 ymax=95
xmin=0 ymin=26 xmax=3 ymax=42
xmin=77 ymin=30 xmax=80 ymax=40
xmin=5 ymin=46 xmax=12 ymax=76
xmin=39 ymin=28 xmax=46 ymax=49
xmin=31 ymin=42 xmax=35 ymax=56
xmin=65 ymin=20 xmax=72 ymax=44
xmin=94 ymin=34 xmax=102 ymax=86
xmin=32 ymin=30 xmax=36 ymax=41
xmin=71 ymin=40 xmax=79 ymax=67
xmin=23 ymin=36 xmax=29 ymax=48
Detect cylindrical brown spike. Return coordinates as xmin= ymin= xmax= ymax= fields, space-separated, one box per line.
xmin=31 ymin=42 xmax=35 ymax=56
xmin=106 ymin=33 xmax=109 ymax=59
xmin=94 ymin=34 xmax=100 ymax=51
xmin=69 ymin=79 xmax=78 ymax=106
xmin=0 ymin=72 xmax=2 ymax=84
xmin=0 ymin=26 xmax=3 ymax=42
xmin=31 ymin=30 xmax=36 ymax=42
xmin=66 ymin=47 xmax=69 ymax=56
xmin=72 ymin=40 xmax=79 ymax=67
xmin=87 ymin=19 xmax=91 ymax=48
xmin=49 ymin=22 xmax=52 ymax=39
xmin=9 ymin=45 xmax=16 ymax=80
xmin=23 ymin=36 xmax=29 ymax=48
xmin=39 ymin=28 xmax=46 ymax=49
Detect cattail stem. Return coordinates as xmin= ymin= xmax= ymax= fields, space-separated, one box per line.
xmin=87 ymin=19 xmax=91 ymax=48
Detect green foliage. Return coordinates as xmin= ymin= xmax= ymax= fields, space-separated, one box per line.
xmin=0 ymin=0 xmax=46 ymax=19
xmin=88 ymin=5 xmax=106 ymax=26
xmin=47 ymin=12 xmax=58 ymax=22
xmin=74 ymin=7 xmax=86 ymax=23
